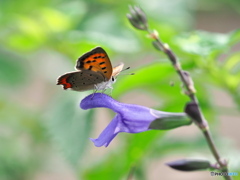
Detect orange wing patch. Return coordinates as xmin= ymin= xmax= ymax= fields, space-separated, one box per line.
xmin=76 ymin=47 xmax=113 ymax=80
xmin=57 ymin=73 xmax=72 ymax=89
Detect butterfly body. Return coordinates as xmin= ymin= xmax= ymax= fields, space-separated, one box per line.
xmin=57 ymin=47 xmax=123 ymax=92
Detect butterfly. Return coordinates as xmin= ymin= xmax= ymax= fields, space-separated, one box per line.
xmin=57 ymin=47 xmax=124 ymax=92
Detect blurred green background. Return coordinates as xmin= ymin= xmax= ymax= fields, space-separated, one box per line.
xmin=0 ymin=0 xmax=240 ymax=179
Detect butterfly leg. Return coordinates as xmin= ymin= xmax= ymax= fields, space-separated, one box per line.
xmin=111 ymin=87 xmax=113 ymax=95
xmin=90 ymin=91 xmax=95 ymax=99
xmin=91 ymin=85 xmax=99 ymax=99
xmin=102 ymin=87 xmax=113 ymax=97
xmin=109 ymin=87 xmax=113 ymax=97
xmin=101 ymin=89 xmax=108 ymax=97
xmin=100 ymin=83 xmax=111 ymax=97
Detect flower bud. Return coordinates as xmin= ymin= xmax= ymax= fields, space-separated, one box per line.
xmin=127 ymin=6 xmax=148 ymax=31
xmin=184 ymin=102 xmax=203 ymax=124
xmin=166 ymin=159 xmax=211 ymax=171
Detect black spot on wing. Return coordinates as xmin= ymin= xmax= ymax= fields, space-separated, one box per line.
xmin=88 ymin=66 xmax=93 ymax=70
xmin=77 ymin=53 xmax=92 ymax=68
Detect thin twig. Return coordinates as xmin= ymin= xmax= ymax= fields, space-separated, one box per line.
xmin=127 ymin=166 xmax=135 ymax=180
xmin=127 ymin=6 xmax=232 ymax=179
xmin=148 ymin=30 xmax=231 ymax=180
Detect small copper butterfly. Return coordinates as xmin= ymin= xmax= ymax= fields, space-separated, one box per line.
xmin=57 ymin=47 xmax=124 ymax=92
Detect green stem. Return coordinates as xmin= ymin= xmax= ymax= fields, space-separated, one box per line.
xmin=127 ymin=166 xmax=135 ymax=180
xmin=148 ymin=30 xmax=232 ymax=180
xmin=203 ymin=130 xmax=231 ymax=180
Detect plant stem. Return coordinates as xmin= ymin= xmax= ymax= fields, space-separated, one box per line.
xmin=148 ymin=30 xmax=232 ymax=180
xmin=127 ymin=5 xmax=232 ymax=179
xmin=127 ymin=166 xmax=135 ymax=180
xmin=203 ymin=130 xmax=231 ymax=180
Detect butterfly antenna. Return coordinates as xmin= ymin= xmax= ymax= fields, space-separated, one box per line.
xmin=121 ymin=66 xmax=130 ymax=72
xmin=120 ymin=66 xmax=135 ymax=75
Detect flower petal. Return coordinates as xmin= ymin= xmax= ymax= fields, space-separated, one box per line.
xmin=80 ymin=93 xmax=121 ymax=112
xmin=80 ymin=93 xmax=190 ymax=147
xmin=91 ymin=115 xmax=120 ymax=147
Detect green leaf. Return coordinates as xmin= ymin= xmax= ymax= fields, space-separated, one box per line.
xmin=224 ymin=52 xmax=240 ymax=75
xmin=0 ymin=49 xmax=28 ymax=86
xmin=174 ymin=31 xmax=231 ymax=57
xmin=150 ymin=137 xmax=208 ymax=158
xmin=82 ymin=131 xmax=165 ymax=180
xmin=114 ymin=62 xmax=174 ymax=97
xmin=45 ymin=92 xmax=94 ymax=165
xmin=229 ymin=29 xmax=240 ymax=45
xmin=0 ymin=97 xmax=48 ymax=180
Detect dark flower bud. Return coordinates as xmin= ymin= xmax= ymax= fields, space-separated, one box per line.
xmin=166 ymin=159 xmax=211 ymax=171
xmin=184 ymin=102 xmax=204 ymax=124
xmin=127 ymin=6 xmax=148 ymax=31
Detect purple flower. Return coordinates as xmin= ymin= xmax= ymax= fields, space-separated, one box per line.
xmin=80 ymin=93 xmax=191 ymax=147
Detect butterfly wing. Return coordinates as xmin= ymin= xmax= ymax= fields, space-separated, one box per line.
xmin=75 ymin=47 xmax=113 ymax=81
xmin=57 ymin=70 xmax=105 ymax=91
xmin=112 ymin=63 xmax=124 ymax=77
